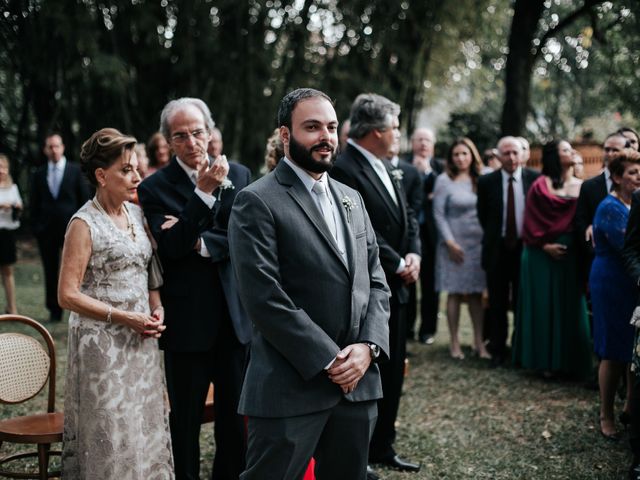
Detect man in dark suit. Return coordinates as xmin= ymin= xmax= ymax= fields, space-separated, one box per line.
xmin=331 ymin=93 xmax=421 ymax=473
xmin=229 ymin=88 xmax=390 ymax=480
xmin=138 ymin=98 xmax=252 ymax=480
xmin=405 ymin=127 xmax=445 ymax=344
xmin=30 ymin=133 xmax=90 ymax=322
xmin=622 ymin=189 xmax=640 ymax=480
xmin=576 ymin=132 xmax=629 ymax=279
xmin=477 ymin=136 xmax=539 ymax=367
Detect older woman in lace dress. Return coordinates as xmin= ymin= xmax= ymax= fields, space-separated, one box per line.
xmin=58 ymin=128 xmax=173 ymax=479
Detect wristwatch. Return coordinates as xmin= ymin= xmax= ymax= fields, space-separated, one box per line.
xmin=365 ymin=342 xmax=380 ymax=360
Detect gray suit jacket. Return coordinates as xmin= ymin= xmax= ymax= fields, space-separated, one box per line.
xmin=228 ymin=160 xmax=391 ymax=418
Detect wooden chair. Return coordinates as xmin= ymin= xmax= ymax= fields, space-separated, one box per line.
xmin=0 ymin=314 xmax=63 ymax=479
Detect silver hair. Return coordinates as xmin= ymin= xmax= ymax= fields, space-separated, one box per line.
xmin=411 ymin=127 xmax=436 ymax=141
xmin=159 ymin=97 xmax=215 ymax=139
xmin=497 ymin=136 xmax=523 ymax=152
xmin=348 ymin=93 xmax=400 ymax=139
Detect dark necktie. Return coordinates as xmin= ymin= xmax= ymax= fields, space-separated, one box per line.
xmin=505 ymin=176 xmax=517 ymax=249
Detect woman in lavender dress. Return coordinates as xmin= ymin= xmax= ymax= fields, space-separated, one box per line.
xmin=433 ymin=137 xmax=488 ymax=359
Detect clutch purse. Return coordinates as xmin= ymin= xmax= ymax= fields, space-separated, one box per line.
xmin=148 ymin=250 xmax=164 ymax=290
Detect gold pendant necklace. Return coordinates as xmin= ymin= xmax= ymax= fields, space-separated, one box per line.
xmin=92 ymin=196 xmax=136 ymax=240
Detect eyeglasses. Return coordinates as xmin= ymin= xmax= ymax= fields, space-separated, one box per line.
xmin=171 ymin=129 xmax=208 ymax=144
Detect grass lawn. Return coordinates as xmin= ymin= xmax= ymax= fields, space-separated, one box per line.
xmin=0 ymin=255 xmax=631 ymax=479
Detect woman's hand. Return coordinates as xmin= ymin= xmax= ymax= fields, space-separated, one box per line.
xmin=446 ymin=240 xmax=464 ymax=264
xmin=119 ymin=311 xmax=166 ymax=338
xmin=543 ymin=243 xmax=568 ymax=260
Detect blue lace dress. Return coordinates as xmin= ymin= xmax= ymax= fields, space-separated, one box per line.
xmin=590 ymin=194 xmax=636 ymax=362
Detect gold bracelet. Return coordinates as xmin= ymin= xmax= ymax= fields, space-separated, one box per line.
xmin=106 ymin=306 xmax=112 ymax=324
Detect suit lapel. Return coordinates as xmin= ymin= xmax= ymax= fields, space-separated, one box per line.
xmin=348 ymin=146 xmax=402 ymax=223
xmin=165 ymin=158 xmax=197 ymax=201
xmin=276 ymin=162 xmax=349 ymax=272
xmin=598 ymin=172 xmax=608 ymax=197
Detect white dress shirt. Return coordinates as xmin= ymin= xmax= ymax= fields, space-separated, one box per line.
xmin=282 ymin=157 xmax=347 ymax=259
xmin=347 ymin=139 xmax=398 ymax=205
xmin=347 ymin=139 xmax=405 ymax=273
xmin=500 ymin=166 xmax=525 ymax=238
xmin=604 ymin=167 xmax=612 ymax=193
xmin=48 ymin=157 xmax=66 ymax=198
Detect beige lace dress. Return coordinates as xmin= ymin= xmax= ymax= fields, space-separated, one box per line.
xmin=61 ymin=201 xmax=174 ymax=479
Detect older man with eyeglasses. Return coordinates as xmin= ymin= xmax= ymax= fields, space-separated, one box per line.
xmin=138 ymin=97 xmax=252 ymax=480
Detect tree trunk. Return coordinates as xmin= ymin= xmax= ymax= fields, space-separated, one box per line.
xmin=500 ymin=0 xmax=545 ymax=136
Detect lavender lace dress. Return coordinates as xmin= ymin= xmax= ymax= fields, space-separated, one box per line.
xmin=61 ymin=201 xmax=173 ymax=479
xmin=433 ymin=174 xmax=486 ymax=293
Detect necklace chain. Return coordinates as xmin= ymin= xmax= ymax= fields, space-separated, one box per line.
xmin=91 ymin=196 xmax=136 ymax=240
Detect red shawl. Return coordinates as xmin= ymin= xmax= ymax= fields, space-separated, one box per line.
xmin=522 ymin=176 xmax=577 ymax=247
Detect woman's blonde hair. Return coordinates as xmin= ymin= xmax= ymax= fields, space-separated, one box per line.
xmin=0 ymin=154 xmax=14 ymax=186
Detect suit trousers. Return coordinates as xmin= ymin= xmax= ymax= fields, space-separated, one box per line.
xmin=486 ymin=241 xmax=522 ymax=358
xmin=241 ymin=399 xmax=377 ymax=480
xmin=164 ymin=316 xmax=248 ymax=480
xmin=419 ymin=238 xmax=439 ymax=338
xmin=36 ymin=229 xmax=65 ymax=319
xmin=369 ymin=297 xmax=407 ymax=460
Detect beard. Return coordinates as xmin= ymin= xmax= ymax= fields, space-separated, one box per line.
xmin=288 ymin=133 xmax=337 ymax=174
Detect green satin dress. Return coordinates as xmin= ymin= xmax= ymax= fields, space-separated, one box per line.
xmin=512 ymin=233 xmax=593 ymax=379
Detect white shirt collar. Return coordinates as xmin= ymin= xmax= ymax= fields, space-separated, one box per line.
xmin=347 ymin=138 xmax=384 ymax=170
xmin=175 ymin=157 xmax=198 ymax=179
xmin=282 ymin=156 xmax=328 ymax=194
xmin=48 ymin=156 xmax=66 ymax=171
xmin=500 ymin=165 xmax=522 ymax=182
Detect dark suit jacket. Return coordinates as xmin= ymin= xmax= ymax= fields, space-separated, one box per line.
xmin=420 ymin=158 xmax=445 ymax=249
xmin=394 ymin=159 xmax=423 ymax=216
xmin=623 ymin=191 xmax=640 ymax=292
xmin=138 ymin=158 xmax=252 ymax=351
xmin=228 ymin=160 xmax=390 ymax=417
xmin=29 ymin=160 xmax=90 ymax=237
xmin=575 ymin=172 xmax=608 ymax=256
xmin=331 ymin=144 xmax=421 ymax=303
xmin=476 ymin=167 xmax=540 ymax=272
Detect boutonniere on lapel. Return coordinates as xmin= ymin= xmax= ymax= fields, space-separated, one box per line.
xmin=341 ymin=195 xmax=357 ymax=224
xmin=217 ymin=177 xmax=235 ymax=199
xmin=390 ymin=168 xmax=404 ymax=184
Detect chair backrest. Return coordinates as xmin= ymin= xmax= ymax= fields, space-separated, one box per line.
xmin=0 ymin=315 xmax=57 ymax=413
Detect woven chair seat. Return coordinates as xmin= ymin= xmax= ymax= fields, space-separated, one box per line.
xmin=0 ymin=412 xmax=63 ymax=444
xmin=0 ymin=333 xmax=50 ymax=403
xmin=0 ymin=314 xmax=61 ymax=479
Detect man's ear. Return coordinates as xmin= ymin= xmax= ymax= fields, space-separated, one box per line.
xmin=279 ymin=126 xmax=290 ymax=147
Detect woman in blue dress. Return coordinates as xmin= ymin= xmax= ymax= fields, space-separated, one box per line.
xmin=590 ymin=150 xmax=640 ymax=440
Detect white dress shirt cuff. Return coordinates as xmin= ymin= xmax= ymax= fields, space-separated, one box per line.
xmin=324 ymin=357 xmax=337 ymax=370
xmin=396 ymin=257 xmax=406 ymax=273
xmin=195 ymin=187 xmax=216 ymax=209
xmin=199 ymin=238 xmax=211 ymax=257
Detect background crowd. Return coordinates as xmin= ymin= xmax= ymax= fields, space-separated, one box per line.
xmin=1 ymin=93 xmax=639 ymax=478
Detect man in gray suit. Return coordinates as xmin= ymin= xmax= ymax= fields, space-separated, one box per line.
xmin=229 ymin=88 xmax=390 ymax=480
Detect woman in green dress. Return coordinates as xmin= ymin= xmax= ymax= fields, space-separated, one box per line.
xmin=512 ymin=139 xmax=592 ymax=379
